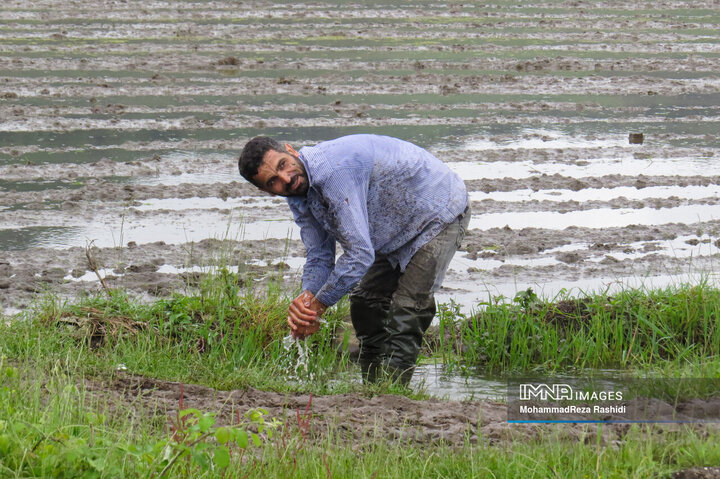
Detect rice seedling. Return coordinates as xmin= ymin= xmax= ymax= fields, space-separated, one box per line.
xmin=429 ymin=283 xmax=720 ymax=374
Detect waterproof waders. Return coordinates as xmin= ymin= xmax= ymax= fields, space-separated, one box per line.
xmin=349 ymin=206 xmax=470 ymax=386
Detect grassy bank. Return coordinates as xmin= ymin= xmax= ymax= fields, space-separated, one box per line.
xmin=431 ymin=283 xmax=720 ymax=374
xmin=1 ymin=273 xmax=354 ymax=395
xmin=1 ymin=357 xmax=719 ymax=478
xmin=4 ymin=273 xmax=719 ymax=387
xmin=1 ymin=360 xmax=719 ymax=478
xmin=1 ymin=275 xmax=720 ymax=477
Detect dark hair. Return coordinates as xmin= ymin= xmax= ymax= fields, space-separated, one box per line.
xmin=238 ymin=136 xmax=286 ymax=186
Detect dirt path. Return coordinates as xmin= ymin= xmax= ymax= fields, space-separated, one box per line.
xmin=85 ymin=372 xmax=720 ymax=448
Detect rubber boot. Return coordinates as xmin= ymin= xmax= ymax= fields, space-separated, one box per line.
xmin=359 ymin=359 xmax=381 ymax=384
xmin=383 ymin=301 xmax=437 ymax=387
xmin=350 ymin=295 xmax=391 ymax=384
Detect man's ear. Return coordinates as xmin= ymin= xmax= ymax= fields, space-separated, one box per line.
xmin=285 ymin=143 xmax=299 ymax=157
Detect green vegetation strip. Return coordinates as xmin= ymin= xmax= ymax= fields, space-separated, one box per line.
xmin=431 ymin=284 xmax=720 ymax=373
xmin=1 ymin=360 xmax=718 ymax=479
xmin=1 ymin=275 xmax=720 ymax=476
xmin=0 ymin=367 xmax=718 ymax=479
xmin=1 ymin=274 xmax=719 ymax=385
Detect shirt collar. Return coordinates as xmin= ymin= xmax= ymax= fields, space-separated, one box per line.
xmin=298 ymin=149 xmax=314 ymax=190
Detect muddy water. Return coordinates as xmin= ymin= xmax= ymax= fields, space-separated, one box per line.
xmin=1 ymin=1 xmax=720 ymax=325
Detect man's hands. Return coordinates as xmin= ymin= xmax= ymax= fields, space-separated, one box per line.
xmin=288 ymin=290 xmax=327 ymax=339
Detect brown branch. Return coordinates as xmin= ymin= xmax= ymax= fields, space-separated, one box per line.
xmin=85 ymin=240 xmax=111 ymax=297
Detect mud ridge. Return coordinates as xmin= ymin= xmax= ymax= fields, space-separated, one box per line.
xmin=84 ymin=372 xmax=720 ymax=447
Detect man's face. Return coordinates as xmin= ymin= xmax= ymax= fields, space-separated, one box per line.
xmin=252 ymin=145 xmax=309 ymax=197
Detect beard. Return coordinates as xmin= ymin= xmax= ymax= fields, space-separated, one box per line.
xmin=281 ymin=155 xmax=309 ymax=197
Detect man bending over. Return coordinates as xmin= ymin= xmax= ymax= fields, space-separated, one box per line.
xmin=238 ymin=134 xmax=469 ymax=386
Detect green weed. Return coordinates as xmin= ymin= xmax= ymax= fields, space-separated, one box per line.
xmin=2 ymin=279 xmax=720 ymax=477
xmin=430 ymin=283 xmax=720 ymax=374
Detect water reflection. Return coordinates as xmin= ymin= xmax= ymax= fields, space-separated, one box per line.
xmin=414 ymin=365 xmax=634 ymax=402
xmin=0 ymin=179 xmax=85 ymax=192
xmin=412 ymin=364 xmax=507 ymax=401
xmin=0 ymin=226 xmax=80 ymax=251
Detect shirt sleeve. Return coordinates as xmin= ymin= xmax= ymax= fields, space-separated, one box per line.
xmin=287 ymin=198 xmax=336 ymax=296
xmin=314 ymin=169 xmax=375 ymax=307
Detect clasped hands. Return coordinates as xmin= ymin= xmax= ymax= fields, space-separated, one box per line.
xmin=287 ymin=290 xmax=327 ymax=339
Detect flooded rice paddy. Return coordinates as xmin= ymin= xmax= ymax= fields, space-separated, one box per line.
xmin=2 ymin=2 xmax=720 ymax=450
xmin=1 ymin=1 xmax=719 ymax=319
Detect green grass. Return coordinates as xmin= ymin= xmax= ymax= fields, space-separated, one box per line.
xmin=4 ymin=275 xmax=720 ymax=391
xmin=1 ymin=275 xmax=354 ymax=395
xmin=0 ymin=357 xmax=719 ymax=478
xmin=253 ymin=428 xmax=720 ymax=479
xmin=429 ymin=283 xmax=720 ymax=375
xmin=2 ymin=275 xmax=720 ymax=477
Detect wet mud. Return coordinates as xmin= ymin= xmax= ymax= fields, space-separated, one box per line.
xmin=673 ymin=468 xmax=720 ymax=479
xmin=0 ymin=0 xmax=718 ymax=307
xmin=87 ymin=372 xmax=720 ymax=448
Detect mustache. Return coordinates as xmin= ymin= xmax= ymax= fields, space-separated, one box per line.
xmin=286 ymin=174 xmax=300 ymax=193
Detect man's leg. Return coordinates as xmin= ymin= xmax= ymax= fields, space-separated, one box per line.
xmin=348 ymin=256 xmax=400 ymax=383
xmin=383 ymin=207 xmax=471 ymax=386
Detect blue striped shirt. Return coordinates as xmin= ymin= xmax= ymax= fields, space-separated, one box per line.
xmin=286 ymin=134 xmax=467 ymax=307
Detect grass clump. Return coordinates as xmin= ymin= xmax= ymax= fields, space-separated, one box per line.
xmin=429 ymin=283 xmax=720 ymax=373
xmin=5 ymin=269 xmax=350 ymax=394
xmin=2 ymin=277 xmax=720 ymax=477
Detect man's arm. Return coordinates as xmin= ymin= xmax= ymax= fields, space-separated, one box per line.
xmin=287 ymin=198 xmax=336 ymax=295
xmin=313 ymin=169 xmax=375 ymax=308
xmin=285 ymin=166 xmax=375 ymax=334
xmin=286 ymin=198 xmax=336 ymax=337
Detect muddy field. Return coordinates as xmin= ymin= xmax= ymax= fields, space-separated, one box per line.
xmin=87 ymin=372 xmax=720 ymax=448
xmin=1 ymin=0 xmax=720 ymax=447
xmin=1 ymin=0 xmax=720 ymax=316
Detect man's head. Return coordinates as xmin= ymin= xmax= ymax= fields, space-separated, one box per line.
xmin=238 ymin=136 xmax=309 ymax=197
